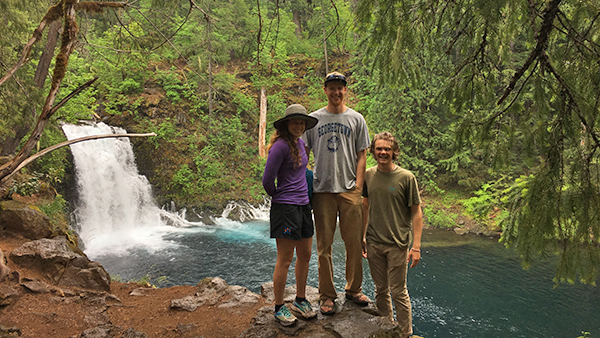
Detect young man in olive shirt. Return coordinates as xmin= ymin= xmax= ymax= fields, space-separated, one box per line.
xmin=361 ymin=132 xmax=423 ymax=338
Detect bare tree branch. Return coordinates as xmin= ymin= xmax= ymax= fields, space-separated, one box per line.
xmin=0 ymin=132 xmax=156 ymax=191
xmin=0 ymin=3 xmax=62 ymax=87
xmin=0 ymin=1 xmax=128 ymax=88
xmin=0 ymin=0 xmax=80 ymax=183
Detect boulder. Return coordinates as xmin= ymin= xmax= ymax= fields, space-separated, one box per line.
xmin=9 ymin=236 xmax=111 ymax=292
xmin=20 ymin=278 xmax=51 ymax=293
xmin=261 ymin=281 xmax=319 ymax=304
xmin=0 ymin=249 xmax=10 ymax=282
xmin=0 ymin=326 xmax=21 ymax=338
xmin=0 ymin=200 xmax=53 ymax=240
xmin=170 ymin=276 xmax=260 ymax=312
xmin=240 ymin=283 xmax=401 ymax=338
xmin=0 ymin=286 xmax=18 ymax=306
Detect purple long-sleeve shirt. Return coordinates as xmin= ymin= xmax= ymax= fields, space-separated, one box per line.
xmin=262 ymin=138 xmax=309 ymax=205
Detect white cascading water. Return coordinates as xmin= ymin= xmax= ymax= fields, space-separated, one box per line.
xmin=62 ymin=122 xmax=269 ymax=258
xmin=63 ymin=122 xmax=181 ymax=258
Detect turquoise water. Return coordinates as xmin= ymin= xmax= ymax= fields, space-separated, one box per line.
xmin=95 ymin=221 xmax=599 ymax=338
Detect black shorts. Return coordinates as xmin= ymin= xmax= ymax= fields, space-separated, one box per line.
xmin=270 ymin=203 xmax=314 ymax=240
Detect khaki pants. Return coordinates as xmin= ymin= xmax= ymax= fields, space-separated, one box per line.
xmin=313 ymin=189 xmax=363 ymax=301
xmin=366 ymin=242 xmax=412 ymax=337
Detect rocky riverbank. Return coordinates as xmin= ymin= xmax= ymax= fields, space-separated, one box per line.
xmin=0 ymin=238 xmax=401 ymax=338
xmin=0 ymin=199 xmax=406 ymax=338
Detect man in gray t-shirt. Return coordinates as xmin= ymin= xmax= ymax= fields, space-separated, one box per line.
xmin=302 ymin=72 xmax=371 ymax=314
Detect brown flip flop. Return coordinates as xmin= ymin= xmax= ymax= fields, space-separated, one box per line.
xmin=319 ymin=299 xmax=336 ymax=315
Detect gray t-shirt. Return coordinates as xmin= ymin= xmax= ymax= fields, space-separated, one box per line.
xmin=302 ymin=107 xmax=370 ymax=193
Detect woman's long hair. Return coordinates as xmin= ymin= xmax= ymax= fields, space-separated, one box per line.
xmin=266 ymin=124 xmax=302 ymax=168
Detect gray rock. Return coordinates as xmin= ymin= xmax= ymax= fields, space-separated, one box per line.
xmin=84 ymin=311 xmax=110 ymax=327
xmin=9 ymin=237 xmax=111 ymax=292
xmin=77 ymin=325 xmax=112 ymax=338
xmin=0 ymin=325 xmax=21 ymax=337
xmin=218 ymin=285 xmax=261 ymax=310
xmin=321 ymin=310 xmax=397 ymax=338
xmin=0 ymin=249 xmax=10 ymax=282
xmin=0 ymin=286 xmax=18 ymax=306
xmin=0 ymin=200 xmax=53 ymax=240
xmin=176 ymin=323 xmax=195 ymax=334
xmin=171 ymin=277 xmax=260 ymax=312
xmin=260 ymin=282 xmax=319 ymax=304
xmin=453 ymin=227 xmax=468 ymax=236
xmin=129 ymin=288 xmax=154 ymax=296
xmin=21 ymin=278 xmax=51 ymax=293
xmin=241 ymin=283 xmax=399 ymax=338
xmin=122 ymin=328 xmax=149 ymax=338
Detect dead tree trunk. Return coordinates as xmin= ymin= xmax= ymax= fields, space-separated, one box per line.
xmin=258 ymin=87 xmax=267 ymax=158
xmin=33 ymin=20 xmax=61 ymax=88
xmin=321 ymin=0 xmax=329 ymax=74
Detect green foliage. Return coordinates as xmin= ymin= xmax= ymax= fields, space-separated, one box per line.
xmin=10 ymin=172 xmax=44 ymax=196
xmin=155 ymin=68 xmax=188 ymax=102
xmin=354 ymin=64 xmax=453 ymax=192
xmin=423 ymin=208 xmax=456 ymax=229
xmin=28 ymin=125 xmax=69 ymax=182
xmin=125 ymin=268 xmax=169 ymax=288
xmin=149 ymin=118 xmax=182 ymax=148
xmin=38 ymin=194 xmax=69 ymax=227
xmin=461 ymin=176 xmax=511 ymax=229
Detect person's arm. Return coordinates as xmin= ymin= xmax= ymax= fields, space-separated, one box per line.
xmin=362 ymin=196 xmax=369 ymax=258
xmin=356 ymin=149 xmax=367 ymax=191
xmin=261 ymin=144 xmax=284 ymax=196
xmin=408 ymin=204 xmax=423 ymax=268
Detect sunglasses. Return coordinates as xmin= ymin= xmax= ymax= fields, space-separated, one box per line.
xmin=325 ymin=74 xmax=346 ymax=82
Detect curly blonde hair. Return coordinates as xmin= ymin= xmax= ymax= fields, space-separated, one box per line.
xmin=370 ymin=132 xmax=400 ymax=161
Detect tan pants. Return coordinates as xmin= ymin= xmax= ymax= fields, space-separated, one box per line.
xmin=366 ymin=242 xmax=412 ymax=337
xmin=313 ymin=189 xmax=363 ymax=301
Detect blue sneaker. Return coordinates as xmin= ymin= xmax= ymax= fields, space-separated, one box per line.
xmin=274 ymin=304 xmax=297 ymax=326
xmin=290 ymin=299 xmax=317 ymax=319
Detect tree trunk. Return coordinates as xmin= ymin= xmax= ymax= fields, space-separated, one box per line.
xmin=292 ymin=9 xmax=303 ymax=40
xmin=258 ymin=87 xmax=267 ymax=158
xmin=0 ymin=125 xmax=30 ymax=156
xmin=321 ymin=0 xmax=329 ymax=74
xmin=33 ymin=20 xmax=61 ymax=88
xmin=0 ymin=0 xmax=79 ymax=183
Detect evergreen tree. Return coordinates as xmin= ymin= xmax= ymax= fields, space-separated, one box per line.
xmin=356 ymin=0 xmax=600 ymax=284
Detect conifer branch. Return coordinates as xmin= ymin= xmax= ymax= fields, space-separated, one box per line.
xmin=541 ymin=52 xmax=600 ymax=150
xmin=497 ymin=0 xmax=562 ymax=105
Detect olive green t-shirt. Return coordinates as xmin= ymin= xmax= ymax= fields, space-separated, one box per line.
xmin=362 ymin=166 xmax=421 ymax=248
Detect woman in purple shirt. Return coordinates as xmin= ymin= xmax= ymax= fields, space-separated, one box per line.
xmin=262 ymin=104 xmax=318 ymax=326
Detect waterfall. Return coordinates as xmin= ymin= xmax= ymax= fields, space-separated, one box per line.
xmin=62 ymin=122 xmax=267 ymax=259
xmin=63 ymin=122 xmax=181 ymax=258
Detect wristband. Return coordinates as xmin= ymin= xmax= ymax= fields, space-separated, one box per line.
xmin=410 ymin=248 xmax=420 ymax=253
